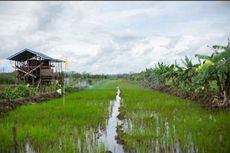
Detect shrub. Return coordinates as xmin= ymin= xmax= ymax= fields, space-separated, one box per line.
xmin=0 ymin=84 xmax=37 ymax=100
xmin=64 ymin=85 xmax=75 ymax=93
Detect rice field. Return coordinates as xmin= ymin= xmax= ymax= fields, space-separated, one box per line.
xmin=119 ymin=80 xmax=230 ymax=153
xmin=0 ymin=80 xmax=116 ymax=152
xmin=0 ymin=80 xmax=229 ymax=153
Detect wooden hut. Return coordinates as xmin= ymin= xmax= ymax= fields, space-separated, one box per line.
xmin=7 ymin=48 xmax=64 ymax=87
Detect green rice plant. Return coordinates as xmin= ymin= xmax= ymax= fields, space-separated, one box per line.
xmin=0 ymin=80 xmax=117 ymax=152
xmin=119 ymin=80 xmax=230 ymax=153
xmin=0 ymin=80 xmax=229 ymax=153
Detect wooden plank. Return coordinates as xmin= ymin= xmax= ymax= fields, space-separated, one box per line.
xmin=40 ymin=69 xmax=53 ymax=76
xmin=27 ymin=66 xmax=53 ymax=68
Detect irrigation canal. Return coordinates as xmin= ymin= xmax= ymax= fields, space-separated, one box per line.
xmin=98 ymin=87 xmax=124 ymax=153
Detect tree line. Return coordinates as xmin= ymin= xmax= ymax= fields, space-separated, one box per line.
xmin=127 ymin=39 xmax=230 ymax=107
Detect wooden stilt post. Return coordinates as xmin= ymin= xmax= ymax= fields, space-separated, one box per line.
xmin=63 ymin=60 xmax=65 ymax=105
xmin=15 ymin=61 xmax=17 ymax=85
xmin=12 ymin=127 xmax=18 ymax=153
xmin=32 ymin=77 xmax=34 ymax=86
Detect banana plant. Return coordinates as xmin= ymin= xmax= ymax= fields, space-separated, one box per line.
xmin=195 ymin=39 xmax=230 ymax=103
xmin=172 ymin=56 xmax=199 ymax=95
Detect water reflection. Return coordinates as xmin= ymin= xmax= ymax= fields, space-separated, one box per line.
xmin=123 ymin=112 xmax=201 ymax=153
xmin=98 ymin=87 xmax=124 ymax=153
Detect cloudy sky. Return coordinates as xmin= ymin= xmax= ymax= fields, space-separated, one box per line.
xmin=0 ymin=1 xmax=229 ymax=74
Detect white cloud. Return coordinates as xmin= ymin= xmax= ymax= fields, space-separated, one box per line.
xmin=0 ymin=1 xmax=229 ymax=74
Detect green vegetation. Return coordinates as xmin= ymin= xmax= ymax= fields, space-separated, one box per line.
xmin=127 ymin=40 xmax=230 ymax=106
xmin=0 ymin=71 xmax=108 ymax=101
xmin=66 ymin=71 xmax=109 ymax=88
xmin=118 ymin=80 xmax=230 ymax=153
xmin=0 ymin=84 xmax=36 ymax=100
xmin=0 ymin=72 xmax=17 ymax=85
xmin=0 ymin=80 xmax=229 ymax=153
xmin=0 ymin=81 xmax=116 ymax=152
xmin=0 ymin=81 xmax=61 ymax=100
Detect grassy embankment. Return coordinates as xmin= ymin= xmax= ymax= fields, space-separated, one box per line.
xmin=0 ymin=80 xmax=116 ymax=153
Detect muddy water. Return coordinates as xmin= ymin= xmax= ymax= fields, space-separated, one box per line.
xmin=98 ymin=87 xmax=124 ymax=153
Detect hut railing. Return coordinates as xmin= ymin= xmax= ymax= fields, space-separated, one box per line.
xmin=23 ymin=62 xmax=43 ymax=78
xmin=14 ymin=65 xmax=37 ymax=78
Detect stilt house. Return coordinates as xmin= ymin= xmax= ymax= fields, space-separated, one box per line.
xmin=7 ymin=48 xmax=64 ymax=87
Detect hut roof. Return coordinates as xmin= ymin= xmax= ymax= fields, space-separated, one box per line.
xmin=7 ymin=48 xmax=63 ymax=62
